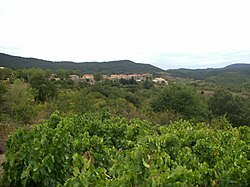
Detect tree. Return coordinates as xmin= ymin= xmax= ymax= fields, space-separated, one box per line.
xmin=151 ymin=84 xmax=209 ymax=120
xmin=93 ymin=73 xmax=102 ymax=82
xmin=16 ymin=68 xmax=50 ymax=82
xmin=56 ymin=69 xmax=70 ymax=80
xmin=70 ymin=70 xmax=81 ymax=76
xmin=106 ymin=98 xmax=138 ymax=119
xmin=15 ymin=69 xmax=29 ymax=82
xmin=119 ymin=78 xmax=137 ymax=85
xmin=30 ymin=75 xmax=58 ymax=103
xmin=71 ymin=89 xmax=107 ymax=114
xmin=3 ymin=79 xmax=36 ymax=124
xmin=0 ymin=68 xmax=12 ymax=80
xmin=124 ymin=92 xmax=140 ymax=107
xmin=208 ymin=89 xmax=248 ymax=126
xmin=143 ymin=79 xmax=154 ymax=89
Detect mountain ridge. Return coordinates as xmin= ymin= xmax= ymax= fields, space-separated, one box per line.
xmin=0 ymin=53 xmax=164 ymax=74
xmin=167 ymin=63 xmax=250 ymax=80
xmin=2 ymin=52 xmax=250 ymax=80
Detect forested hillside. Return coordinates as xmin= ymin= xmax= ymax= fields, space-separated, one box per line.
xmin=0 ymin=53 xmax=163 ymax=74
xmin=167 ymin=64 xmax=250 ymax=89
xmin=167 ymin=64 xmax=250 ymax=80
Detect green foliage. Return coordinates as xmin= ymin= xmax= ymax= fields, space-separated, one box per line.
xmin=119 ymin=78 xmax=137 ymax=85
xmin=167 ymin=64 xmax=250 ymax=83
xmin=15 ymin=69 xmax=29 ymax=82
xmin=71 ymin=89 xmax=106 ymax=114
xmin=209 ymin=89 xmax=234 ymax=116
xmin=146 ymin=110 xmax=183 ymax=125
xmin=2 ymin=66 xmax=250 ymax=187
xmin=151 ymin=85 xmax=209 ymax=120
xmin=0 ymin=68 xmax=12 ymax=80
xmin=207 ymin=72 xmax=250 ymax=88
xmin=30 ymin=75 xmax=58 ymax=103
xmin=56 ymin=69 xmax=70 ymax=80
xmin=2 ymin=79 xmax=36 ymax=125
xmin=93 ymin=73 xmax=102 ymax=81
xmin=91 ymin=83 xmax=122 ymax=98
xmin=124 ymin=92 xmax=140 ymax=107
xmin=2 ymin=113 xmax=250 ymax=186
xmin=143 ymin=79 xmax=154 ymax=89
xmin=210 ymin=116 xmax=232 ymax=130
xmin=70 ymin=70 xmax=81 ymax=76
xmin=106 ymin=98 xmax=139 ymax=119
xmin=0 ymin=81 xmax=7 ymax=104
xmin=13 ymin=103 xmax=35 ymax=125
xmin=209 ymin=89 xmax=249 ymax=126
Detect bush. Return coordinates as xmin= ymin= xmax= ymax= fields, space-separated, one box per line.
xmin=2 ymin=113 xmax=250 ymax=186
xmin=151 ymin=85 xmax=209 ymax=120
xmin=209 ymin=89 xmax=249 ymax=126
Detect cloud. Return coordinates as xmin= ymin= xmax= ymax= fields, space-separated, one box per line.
xmin=145 ymin=50 xmax=250 ymax=69
xmin=1 ymin=0 xmax=250 ymax=69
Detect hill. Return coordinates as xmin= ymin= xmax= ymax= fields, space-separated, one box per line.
xmin=167 ymin=64 xmax=250 ymax=80
xmin=0 ymin=53 xmax=164 ymax=74
xmin=167 ymin=64 xmax=250 ymax=87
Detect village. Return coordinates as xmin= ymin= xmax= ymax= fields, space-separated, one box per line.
xmin=0 ymin=66 xmax=170 ymax=85
xmin=51 ymin=73 xmax=168 ymax=84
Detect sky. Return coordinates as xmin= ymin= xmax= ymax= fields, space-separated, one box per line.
xmin=1 ymin=0 xmax=250 ymax=70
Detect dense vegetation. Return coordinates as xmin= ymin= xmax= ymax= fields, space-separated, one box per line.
xmin=0 ymin=53 xmax=163 ymax=74
xmin=1 ymin=67 xmax=250 ymax=186
xmin=2 ymin=113 xmax=250 ymax=186
xmin=1 ymin=68 xmax=250 ymax=128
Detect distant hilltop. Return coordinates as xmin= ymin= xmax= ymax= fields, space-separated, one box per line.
xmin=166 ymin=63 xmax=250 ymax=80
xmin=0 ymin=53 xmax=164 ymax=74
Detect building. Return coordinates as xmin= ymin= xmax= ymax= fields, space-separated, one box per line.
xmin=69 ymin=75 xmax=80 ymax=83
xmin=49 ymin=74 xmax=60 ymax=81
xmin=153 ymin=78 xmax=168 ymax=85
xmin=109 ymin=73 xmax=153 ymax=81
xmin=81 ymin=74 xmax=95 ymax=84
xmin=102 ymin=75 xmax=109 ymax=80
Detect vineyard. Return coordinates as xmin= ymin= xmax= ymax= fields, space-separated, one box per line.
xmin=1 ymin=112 xmax=250 ymax=186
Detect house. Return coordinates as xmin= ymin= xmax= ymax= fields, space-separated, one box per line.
xmin=49 ymin=74 xmax=60 ymax=81
xmin=81 ymin=74 xmax=95 ymax=84
xmin=110 ymin=73 xmax=153 ymax=81
xmin=129 ymin=74 xmax=153 ymax=82
xmin=69 ymin=75 xmax=80 ymax=83
xmin=153 ymin=78 xmax=168 ymax=85
xmin=110 ymin=74 xmax=127 ymax=80
xmin=102 ymin=75 xmax=109 ymax=80
xmin=143 ymin=73 xmax=153 ymax=80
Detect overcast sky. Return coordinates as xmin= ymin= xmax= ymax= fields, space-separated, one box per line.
xmin=1 ymin=0 xmax=250 ymax=69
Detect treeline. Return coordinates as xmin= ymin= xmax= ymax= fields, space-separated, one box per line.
xmin=0 ymin=52 xmax=163 ymax=74
xmin=1 ymin=68 xmax=250 ymax=129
